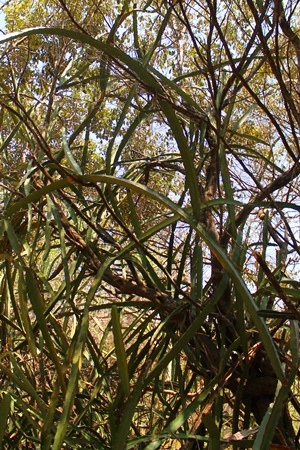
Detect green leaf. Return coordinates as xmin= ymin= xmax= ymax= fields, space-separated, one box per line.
xmin=18 ymin=267 xmax=37 ymax=356
xmin=25 ymin=267 xmax=66 ymax=394
xmin=158 ymin=100 xmax=201 ymax=221
xmin=111 ymin=305 xmax=130 ymax=398
xmin=62 ymin=128 xmax=83 ymax=175
xmin=4 ymin=178 xmax=72 ymax=218
xmin=253 ymin=380 xmax=291 ymax=450
xmin=52 ymin=311 xmax=89 ymax=450
xmin=0 ymin=393 xmax=10 ymax=446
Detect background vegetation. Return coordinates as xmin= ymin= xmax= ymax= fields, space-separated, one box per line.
xmin=0 ymin=0 xmax=299 ymax=448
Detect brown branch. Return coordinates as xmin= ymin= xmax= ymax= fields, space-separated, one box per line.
xmin=220 ymin=161 xmax=300 ymax=246
xmin=274 ymin=0 xmax=300 ymax=79
xmin=51 ymin=196 xmax=178 ymax=312
xmin=57 ymin=0 xmax=90 ymax=35
xmin=247 ymin=0 xmax=300 ymax=131
xmin=252 ymin=250 xmax=300 ymax=321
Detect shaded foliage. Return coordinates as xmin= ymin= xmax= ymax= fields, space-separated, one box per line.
xmin=0 ymin=0 xmax=299 ymax=449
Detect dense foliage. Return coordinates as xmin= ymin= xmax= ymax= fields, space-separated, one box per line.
xmin=0 ymin=0 xmax=299 ymax=448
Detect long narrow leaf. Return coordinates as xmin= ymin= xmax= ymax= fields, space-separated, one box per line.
xmin=111 ymin=305 xmax=130 ymax=398
xmin=25 ymin=268 xmax=66 ymax=393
